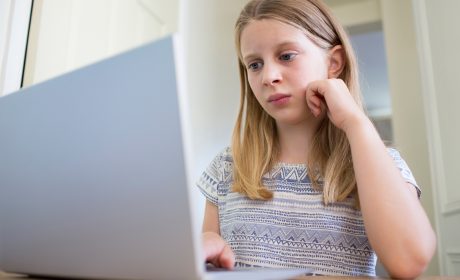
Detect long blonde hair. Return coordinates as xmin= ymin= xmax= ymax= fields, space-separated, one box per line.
xmin=231 ymin=0 xmax=365 ymax=205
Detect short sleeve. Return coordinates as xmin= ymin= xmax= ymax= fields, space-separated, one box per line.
xmin=196 ymin=149 xmax=227 ymax=206
xmin=388 ymin=148 xmax=421 ymax=198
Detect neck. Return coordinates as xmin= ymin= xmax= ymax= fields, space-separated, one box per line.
xmin=276 ymin=118 xmax=322 ymax=164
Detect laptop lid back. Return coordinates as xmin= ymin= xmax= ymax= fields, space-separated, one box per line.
xmin=0 ymin=35 xmax=201 ymax=280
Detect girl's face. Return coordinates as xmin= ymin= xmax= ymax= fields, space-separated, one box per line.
xmin=240 ymin=19 xmax=329 ymax=126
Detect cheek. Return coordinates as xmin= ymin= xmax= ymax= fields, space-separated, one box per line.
xmin=248 ymin=79 xmax=267 ymax=107
xmin=293 ymin=56 xmax=329 ymax=82
xmin=294 ymin=66 xmax=327 ymax=85
xmin=247 ymin=73 xmax=257 ymax=86
xmin=248 ymin=77 xmax=260 ymax=96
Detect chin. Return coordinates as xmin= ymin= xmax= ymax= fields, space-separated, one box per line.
xmin=275 ymin=113 xmax=323 ymax=126
xmin=275 ymin=116 xmax=309 ymax=125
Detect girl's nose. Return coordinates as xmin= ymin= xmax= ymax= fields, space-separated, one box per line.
xmin=262 ymin=63 xmax=282 ymax=86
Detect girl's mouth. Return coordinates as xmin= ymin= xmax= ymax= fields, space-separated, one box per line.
xmin=268 ymin=94 xmax=291 ymax=105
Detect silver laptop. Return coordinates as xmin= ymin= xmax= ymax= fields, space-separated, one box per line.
xmin=0 ymin=35 xmax=310 ymax=280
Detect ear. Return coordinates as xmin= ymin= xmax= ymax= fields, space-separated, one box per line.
xmin=327 ymin=45 xmax=345 ymax=78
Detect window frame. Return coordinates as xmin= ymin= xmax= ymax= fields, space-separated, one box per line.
xmin=0 ymin=0 xmax=33 ymax=96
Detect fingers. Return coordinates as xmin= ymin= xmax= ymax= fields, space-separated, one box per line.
xmin=306 ymin=78 xmax=365 ymax=131
xmin=219 ymin=244 xmax=235 ymax=269
xmin=307 ymin=94 xmax=325 ymax=117
xmin=306 ymin=81 xmax=327 ymax=117
xmin=203 ymin=232 xmax=235 ymax=269
xmin=306 ymin=79 xmax=338 ymax=118
xmin=206 ymin=243 xmax=235 ymax=269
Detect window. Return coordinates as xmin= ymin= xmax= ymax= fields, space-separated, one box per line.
xmin=0 ymin=0 xmax=33 ymax=96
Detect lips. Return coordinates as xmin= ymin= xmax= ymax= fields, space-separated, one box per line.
xmin=268 ymin=93 xmax=290 ymax=103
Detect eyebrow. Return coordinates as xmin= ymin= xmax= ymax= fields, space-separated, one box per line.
xmin=242 ymin=41 xmax=301 ymax=63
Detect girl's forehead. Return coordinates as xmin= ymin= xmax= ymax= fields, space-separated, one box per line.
xmin=239 ymin=19 xmax=315 ymax=55
xmin=241 ymin=18 xmax=302 ymax=39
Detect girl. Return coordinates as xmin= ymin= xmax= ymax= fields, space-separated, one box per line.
xmin=197 ymin=0 xmax=436 ymax=277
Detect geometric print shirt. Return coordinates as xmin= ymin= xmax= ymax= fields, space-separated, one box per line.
xmin=197 ymin=147 xmax=420 ymax=276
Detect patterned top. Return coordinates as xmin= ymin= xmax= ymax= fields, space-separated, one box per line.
xmin=197 ymin=147 xmax=420 ymax=276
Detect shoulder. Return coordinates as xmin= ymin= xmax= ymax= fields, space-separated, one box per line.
xmin=196 ymin=147 xmax=234 ymax=204
xmin=207 ymin=146 xmax=233 ymax=172
xmin=200 ymin=146 xmax=234 ymax=184
xmin=216 ymin=146 xmax=233 ymax=162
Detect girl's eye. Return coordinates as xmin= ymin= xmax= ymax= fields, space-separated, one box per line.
xmin=248 ymin=61 xmax=263 ymax=71
xmin=280 ymin=53 xmax=296 ymax=61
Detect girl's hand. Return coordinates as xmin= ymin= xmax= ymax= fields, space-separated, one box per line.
xmin=202 ymin=232 xmax=235 ymax=269
xmin=306 ymin=78 xmax=366 ymax=133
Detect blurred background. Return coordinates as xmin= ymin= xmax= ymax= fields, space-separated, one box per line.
xmin=1 ymin=0 xmax=459 ymax=276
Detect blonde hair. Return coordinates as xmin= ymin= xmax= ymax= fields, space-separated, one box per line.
xmin=232 ymin=0 xmax=365 ymax=205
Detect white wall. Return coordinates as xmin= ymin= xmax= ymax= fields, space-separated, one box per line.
xmin=180 ymin=0 xmax=246 ymax=179
xmin=179 ymin=0 xmax=249 ymax=222
xmin=326 ymin=0 xmax=381 ymax=27
xmin=23 ymin=0 xmax=173 ymax=87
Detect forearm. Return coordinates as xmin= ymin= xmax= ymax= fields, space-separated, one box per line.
xmin=344 ymin=116 xmax=436 ymax=278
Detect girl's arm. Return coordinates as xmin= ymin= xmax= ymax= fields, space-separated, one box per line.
xmin=345 ymin=114 xmax=436 ymax=278
xmin=202 ymin=200 xmax=235 ymax=269
xmin=307 ymin=79 xmax=436 ymax=278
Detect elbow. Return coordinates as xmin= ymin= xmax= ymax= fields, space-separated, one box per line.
xmin=386 ymin=232 xmax=437 ymax=278
xmin=387 ymin=259 xmax=429 ymax=279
